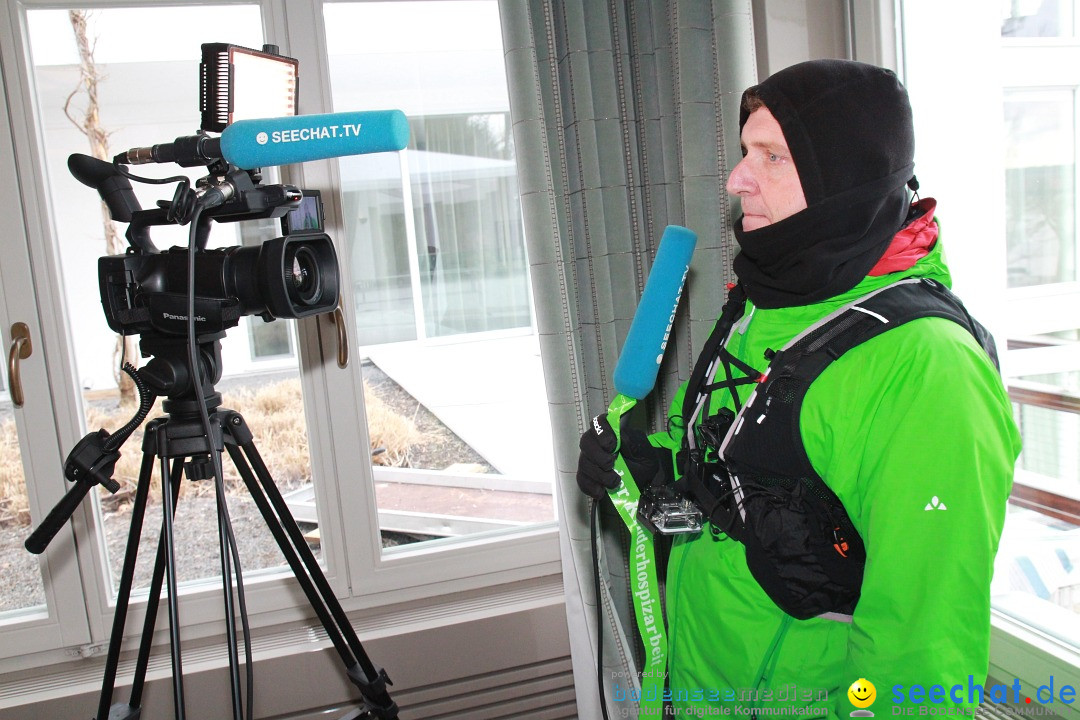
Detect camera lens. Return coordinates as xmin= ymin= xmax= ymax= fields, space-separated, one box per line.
xmin=254 ymin=234 xmax=338 ymax=320
xmin=288 ymin=246 xmax=322 ymax=305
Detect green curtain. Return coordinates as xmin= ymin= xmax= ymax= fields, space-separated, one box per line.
xmin=499 ymin=0 xmax=756 ymax=716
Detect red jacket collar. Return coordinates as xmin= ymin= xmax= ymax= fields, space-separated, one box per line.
xmin=868 ymin=198 xmax=938 ymax=276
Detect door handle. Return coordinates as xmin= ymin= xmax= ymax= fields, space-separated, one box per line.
xmin=8 ymin=322 xmax=32 ymax=408
xmin=329 ymin=304 xmax=349 ymax=369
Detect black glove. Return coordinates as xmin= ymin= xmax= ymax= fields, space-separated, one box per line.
xmin=576 ymin=414 xmax=662 ymax=499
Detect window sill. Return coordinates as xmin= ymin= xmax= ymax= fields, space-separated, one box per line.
xmin=0 ymin=571 xmax=568 ymax=717
xmin=990 ymin=608 xmax=1080 ymax=720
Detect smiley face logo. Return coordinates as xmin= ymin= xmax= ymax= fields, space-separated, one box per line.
xmin=848 ymin=678 xmax=876 ymax=709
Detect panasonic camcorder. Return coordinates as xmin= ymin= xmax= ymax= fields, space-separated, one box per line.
xmin=74 ymin=43 xmax=339 ymax=341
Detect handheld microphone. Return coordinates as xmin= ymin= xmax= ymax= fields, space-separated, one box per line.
xmin=600 ymin=225 xmax=697 ymax=720
xmin=612 ymin=225 xmax=697 ymax=400
xmin=219 ymin=109 xmax=410 ymax=170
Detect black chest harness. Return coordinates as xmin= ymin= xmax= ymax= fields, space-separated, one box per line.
xmin=675 ymin=277 xmax=998 ymax=620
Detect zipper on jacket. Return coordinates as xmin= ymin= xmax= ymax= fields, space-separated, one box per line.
xmin=749 ymin=614 xmax=793 ymax=719
xmin=665 ymin=536 xmax=692 ymax=699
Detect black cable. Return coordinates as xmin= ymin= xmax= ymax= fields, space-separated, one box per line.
xmin=112 ymin=161 xmax=188 ymax=186
xmin=213 ymin=458 xmax=255 ymax=720
xmin=103 ymin=363 xmax=155 ymax=452
xmin=169 ymin=181 xmax=198 ymax=224
xmin=591 ymin=499 xmax=612 ymax=720
xmin=112 ymin=160 xmax=199 ymax=223
xmin=186 ymin=205 xmax=253 ymax=720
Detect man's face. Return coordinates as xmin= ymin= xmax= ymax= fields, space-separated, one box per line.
xmin=726 ymin=106 xmax=808 ymax=232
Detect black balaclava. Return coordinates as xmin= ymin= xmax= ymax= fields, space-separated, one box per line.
xmin=731 ymin=59 xmax=917 ymax=309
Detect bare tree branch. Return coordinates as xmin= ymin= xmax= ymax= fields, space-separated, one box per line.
xmin=66 ymin=9 xmax=137 ymax=404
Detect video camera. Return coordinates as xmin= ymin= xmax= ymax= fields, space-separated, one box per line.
xmin=30 ymin=47 xmax=404 ymax=720
xmin=71 ymin=43 xmax=339 ymax=340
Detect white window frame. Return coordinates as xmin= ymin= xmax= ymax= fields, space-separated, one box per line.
xmin=0 ymin=0 xmax=561 ymax=682
xmin=885 ymin=0 xmax=1080 ymax=710
xmin=0 ymin=48 xmax=94 ymax=659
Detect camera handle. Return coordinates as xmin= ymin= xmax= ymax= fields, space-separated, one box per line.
xmin=25 ymin=362 xmax=154 ymax=555
xmin=23 ymin=430 xmax=123 ymax=554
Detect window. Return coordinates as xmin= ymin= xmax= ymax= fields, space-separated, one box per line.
xmin=1004 ymin=90 xmax=1077 ymax=288
xmin=1002 ymin=0 xmax=1077 ymax=38
xmin=20 ymin=5 xmax=323 ymax=603
xmin=0 ymin=0 xmax=558 ymax=677
xmin=903 ymin=0 xmax=1080 ymax=679
xmin=0 ymin=275 xmax=49 ymax=617
xmin=323 ymin=0 xmax=555 ymax=552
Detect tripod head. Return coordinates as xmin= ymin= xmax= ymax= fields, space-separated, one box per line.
xmin=138 ymin=331 xmax=225 ymax=417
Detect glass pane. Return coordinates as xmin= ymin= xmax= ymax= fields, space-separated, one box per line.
xmin=1003 ymin=89 xmax=1077 ymax=288
xmin=325 ymin=1 xmax=555 ymax=550
xmin=341 ymin=152 xmax=417 ymax=345
xmin=26 ymin=6 xmax=323 ymax=595
xmin=993 ymin=506 xmax=1080 ymax=643
xmin=1015 ymin=375 xmax=1080 ymax=476
xmin=249 ymin=318 xmax=294 ymax=359
xmin=411 ymin=114 xmax=531 ymax=337
xmin=996 ymin=364 xmax=1080 ymax=644
xmin=0 ymin=291 xmax=49 ymax=616
xmin=1002 ymin=0 xmax=1077 ymax=37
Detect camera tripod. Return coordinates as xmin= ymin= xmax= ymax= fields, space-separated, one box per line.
xmin=26 ymin=334 xmax=397 ymax=720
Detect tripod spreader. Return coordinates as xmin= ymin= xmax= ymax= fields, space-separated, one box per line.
xmin=24 ymin=429 xmax=124 ymax=555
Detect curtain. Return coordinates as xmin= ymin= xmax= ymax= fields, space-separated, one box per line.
xmin=499 ymin=0 xmax=756 ymax=716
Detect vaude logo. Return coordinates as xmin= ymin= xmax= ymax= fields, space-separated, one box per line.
xmin=162 ymin=312 xmax=207 ymax=323
xmin=924 ymin=496 xmax=948 ymax=511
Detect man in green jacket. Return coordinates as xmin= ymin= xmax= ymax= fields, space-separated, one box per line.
xmin=578 ymin=59 xmax=1021 ymax=717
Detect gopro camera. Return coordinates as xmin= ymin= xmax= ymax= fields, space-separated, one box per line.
xmin=637 ymin=485 xmax=703 ymax=535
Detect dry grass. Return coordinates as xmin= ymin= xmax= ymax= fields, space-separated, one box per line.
xmin=0 ymin=420 xmax=26 ymax=527
xmin=0 ymin=378 xmax=420 ymax=527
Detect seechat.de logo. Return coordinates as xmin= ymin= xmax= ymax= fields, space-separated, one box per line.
xmin=849 ymin=678 xmax=877 ymax=717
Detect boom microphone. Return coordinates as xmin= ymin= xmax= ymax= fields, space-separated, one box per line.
xmin=115 ymin=133 xmax=223 ymax=168
xmin=114 ymin=109 xmax=410 ymax=170
xmin=219 ymin=109 xmax=410 ymax=170
xmin=612 ymin=225 xmax=697 ymax=400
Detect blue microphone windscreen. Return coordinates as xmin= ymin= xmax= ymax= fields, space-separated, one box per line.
xmin=220 ymin=109 xmax=410 ymax=169
xmin=612 ymin=225 xmax=697 ymax=400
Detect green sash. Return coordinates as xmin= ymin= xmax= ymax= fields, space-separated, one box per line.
xmin=605 ymin=393 xmax=667 ymax=718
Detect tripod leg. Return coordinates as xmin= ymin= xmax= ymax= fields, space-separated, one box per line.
xmin=223 ymin=413 xmax=397 ymax=719
xmin=128 ymin=456 xmax=185 ymax=709
xmin=96 ymin=445 xmax=157 ymax=720
xmin=223 ymin=442 xmax=353 ymax=663
xmin=158 ymin=452 xmax=187 ymax=718
xmin=211 ymin=449 xmax=245 ymax=720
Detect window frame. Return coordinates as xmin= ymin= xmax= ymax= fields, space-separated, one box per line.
xmin=279 ymin=0 xmax=560 ymax=597
xmin=0 ymin=0 xmax=561 ymax=675
xmin=890 ymin=0 xmax=1080 ymax=705
xmin=0 ymin=44 xmax=94 ymax=658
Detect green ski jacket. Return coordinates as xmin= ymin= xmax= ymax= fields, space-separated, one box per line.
xmin=650 ymin=237 xmax=1022 ymax=717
